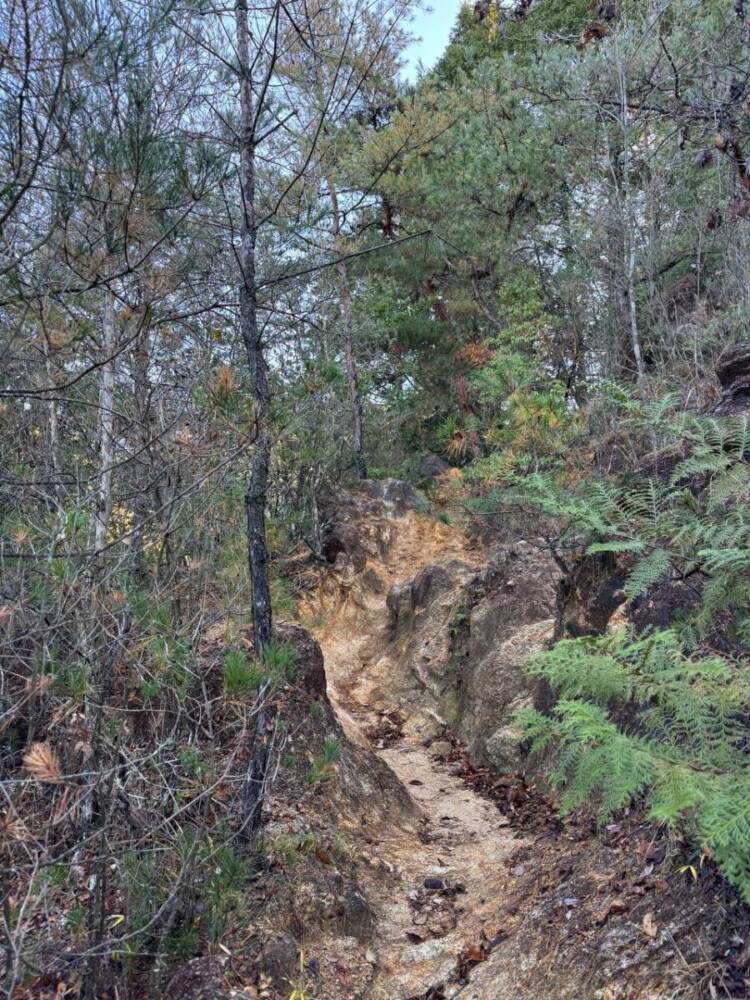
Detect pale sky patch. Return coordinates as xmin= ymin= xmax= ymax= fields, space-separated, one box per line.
xmin=402 ymin=1 xmax=464 ymax=81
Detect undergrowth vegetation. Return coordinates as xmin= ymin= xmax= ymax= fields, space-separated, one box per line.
xmin=513 ymin=400 xmax=750 ymax=899
xmin=510 ymin=400 xmax=750 ymax=641
xmin=519 ymin=628 xmax=750 ymax=898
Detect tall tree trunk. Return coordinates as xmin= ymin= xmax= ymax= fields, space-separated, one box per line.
xmin=616 ymin=43 xmax=647 ymax=388
xmin=327 ymin=176 xmax=367 ymax=479
xmin=40 ymin=304 xmax=62 ymax=492
xmin=624 ymin=222 xmax=646 ymax=385
xmin=94 ymin=288 xmax=116 ymax=552
xmin=235 ymin=0 xmax=274 ymax=851
xmin=129 ymin=301 xmax=154 ymax=584
xmin=235 ymin=0 xmax=272 ymax=655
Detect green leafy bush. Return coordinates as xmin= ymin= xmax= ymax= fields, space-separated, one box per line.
xmin=519 ymin=628 xmax=750 ymax=898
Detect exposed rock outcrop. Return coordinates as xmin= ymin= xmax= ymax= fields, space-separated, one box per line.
xmin=555 ymin=551 xmax=629 ymax=639
xmin=165 ymin=958 xmax=235 ymax=1000
xmin=557 ymin=345 xmax=750 ymax=641
xmin=382 ymin=539 xmax=562 ymax=768
xmin=360 ymin=476 xmax=424 ymax=514
xmin=310 ymin=486 xmax=562 ymax=773
xmin=714 ymin=342 xmax=750 ymax=415
xmin=298 ymin=485 xmax=749 ymax=999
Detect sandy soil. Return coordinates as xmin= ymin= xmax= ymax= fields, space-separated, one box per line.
xmin=306 ymin=509 xmax=524 ymax=999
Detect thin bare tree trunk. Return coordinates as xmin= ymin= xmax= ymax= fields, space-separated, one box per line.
xmin=129 ymin=303 xmax=154 ymax=584
xmin=625 ymin=226 xmax=645 ymax=385
xmin=327 ymin=175 xmax=367 ymax=478
xmin=616 ymin=43 xmax=646 ymax=388
xmin=94 ymin=288 xmax=116 ymax=552
xmin=235 ymin=0 xmax=274 ymax=851
xmin=40 ymin=307 xmax=62 ymax=490
xmin=235 ymin=0 xmax=272 ymax=655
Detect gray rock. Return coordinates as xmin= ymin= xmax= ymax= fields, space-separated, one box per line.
xmin=258 ymin=933 xmax=300 ymax=988
xmin=420 ymin=453 xmax=449 ymax=479
xmin=165 ymin=958 xmax=230 ymax=1000
xmin=485 ymin=719 xmax=527 ymax=773
xmin=336 ymin=882 xmax=375 ymax=939
xmin=360 ymin=478 xmax=424 ymax=514
xmin=714 ymin=342 xmax=750 ymax=415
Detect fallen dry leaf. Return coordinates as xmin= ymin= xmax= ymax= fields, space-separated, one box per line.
xmin=643 ymin=911 xmax=658 ymax=939
xmin=594 ymin=897 xmax=628 ymax=925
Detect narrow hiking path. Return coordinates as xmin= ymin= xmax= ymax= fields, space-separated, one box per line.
xmin=304 ymin=505 xmax=529 ymax=999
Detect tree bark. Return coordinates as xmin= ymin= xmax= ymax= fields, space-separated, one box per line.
xmin=129 ymin=301 xmax=154 ymax=584
xmin=94 ymin=288 xmax=116 ymax=553
xmin=327 ymin=175 xmax=367 ymax=479
xmin=234 ymin=0 xmax=275 ymax=853
xmin=235 ymin=0 xmax=272 ymax=655
xmin=41 ymin=304 xmax=62 ymax=491
xmin=616 ymin=43 xmax=647 ymax=388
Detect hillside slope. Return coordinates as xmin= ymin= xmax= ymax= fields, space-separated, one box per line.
xmin=287 ymin=482 xmax=748 ymax=1000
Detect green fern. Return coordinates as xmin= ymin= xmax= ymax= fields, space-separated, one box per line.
xmin=510 ymin=401 xmax=750 ymax=640
xmin=526 ymin=636 xmax=631 ymax=704
xmin=519 ymin=629 xmax=750 ymax=899
xmin=623 ymin=549 xmax=672 ymax=600
xmin=510 ymin=392 xmax=750 ymax=900
xmin=586 ymin=540 xmax=645 ymax=555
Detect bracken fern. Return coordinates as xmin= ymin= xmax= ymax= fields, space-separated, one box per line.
xmin=519 ymin=628 xmax=750 ymax=898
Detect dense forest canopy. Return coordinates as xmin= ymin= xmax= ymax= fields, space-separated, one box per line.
xmin=3 ymin=0 xmax=750 ymax=995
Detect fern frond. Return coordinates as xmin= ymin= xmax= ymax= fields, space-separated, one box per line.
xmin=586 ymin=540 xmax=645 ymax=555
xmin=623 ymin=549 xmax=672 ymax=600
xmin=529 ymin=638 xmax=631 ymax=704
xmin=522 ymin=627 xmax=750 ymax=900
xmin=648 ymin=762 xmax=707 ymax=827
xmin=670 ymin=450 xmax=730 ymax=486
xmin=513 ymin=707 xmax=558 ymax=754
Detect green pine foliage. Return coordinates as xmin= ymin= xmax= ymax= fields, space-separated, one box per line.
xmin=519 ymin=628 xmax=750 ymax=898
xmin=222 ymin=641 xmax=297 ymax=699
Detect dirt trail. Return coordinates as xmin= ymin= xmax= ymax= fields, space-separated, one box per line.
xmin=306 ymin=509 xmax=527 ymax=999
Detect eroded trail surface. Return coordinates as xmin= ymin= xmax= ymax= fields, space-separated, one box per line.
xmin=295 ymin=491 xmax=740 ymax=1000
xmin=305 ymin=505 xmax=525 ymax=999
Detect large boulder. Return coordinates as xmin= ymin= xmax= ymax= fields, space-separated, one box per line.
xmin=321 ymin=486 xmax=400 ymax=575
